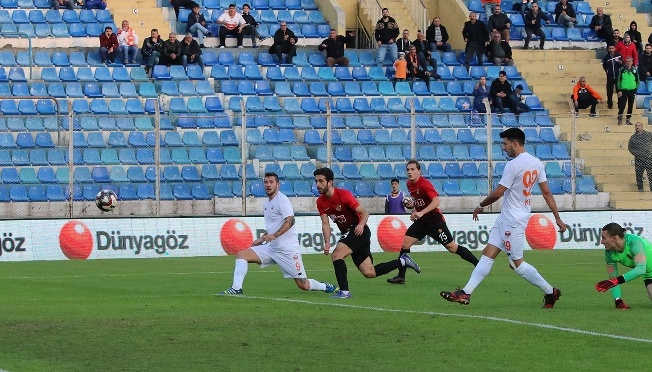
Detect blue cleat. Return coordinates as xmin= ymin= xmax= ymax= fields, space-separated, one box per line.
xmin=219 ymin=287 xmax=243 ymax=295
xmin=400 ymin=253 xmax=421 ymax=273
xmin=329 ymin=290 xmax=352 ymax=299
xmin=324 ymin=282 xmax=339 ymax=293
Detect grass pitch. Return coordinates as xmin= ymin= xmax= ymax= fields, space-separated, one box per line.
xmin=1 ymin=250 xmax=652 ymax=371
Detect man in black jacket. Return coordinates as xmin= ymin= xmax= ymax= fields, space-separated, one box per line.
xmin=375 ymin=8 xmax=400 ymax=64
xmin=141 ymin=28 xmax=164 ymax=74
xmin=487 ymin=31 xmax=514 ymax=66
xmin=523 ymin=2 xmax=550 ymax=49
xmin=318 ymin=29 xmax=355 ymax=67
xmin=490 ymin=71 xmax=513 ymax=113
xmin=186 ymin=4 xmax=210 ymax=48
xmin=269 ymin=22 xmax=297 ymax=64
xmin=462 ymin=12 xmax=489 ymax=70
xmin=406 ymin=45 xmax=431 ymax=82
xmin=396 ymin=29 xmax=412 ymax=54
xmin=426 ymin=17 xmax=451 ymax=52
xmin=413 ymin=31 xmax=440 ymax=78
xmin=181 ymin=33 xmax=204 ymax=70
xmin=242 ymin=3 xmax=266 ymax=48
xmin=638 ymin=43 xmax=652 ymax=80
xmin=487 ymin=4 xmax=511 ymax=42
xmin=160 ymin=32 xmax=183 ymax=66
xmin=602 ymin=44 xmax=622 ymax=109
xmin=589 ymin=7 xmax=614 ymax=45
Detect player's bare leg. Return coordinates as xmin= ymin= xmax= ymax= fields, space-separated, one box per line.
xmin=219 ymin=248 xmax=262 ymax=295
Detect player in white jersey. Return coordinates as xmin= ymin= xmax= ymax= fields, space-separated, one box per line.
xmin=220 ymin=172 xmax=338 ymax=295
xmin=440 ymin=128 xmax=568 ymax=308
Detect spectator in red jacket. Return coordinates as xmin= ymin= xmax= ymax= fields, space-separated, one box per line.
xmin=99 ymin=26 xmax=121 ymax=64
xmin=616 ymin=33 xmax=639 ymax=66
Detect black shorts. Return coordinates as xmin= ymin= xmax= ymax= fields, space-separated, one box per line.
xmin=644 ymin=279 xmax=652 ymax=287
xmin=405 ymin=218 xmax=454 ymax=245
xmin=338 ymin=225 xmax=372 ymax=267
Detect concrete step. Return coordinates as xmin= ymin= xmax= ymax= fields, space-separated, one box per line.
xmin=576 ymin=148 xmax=632 ymax=158
xmin=581 ymin=157 xmax=633 ymax=166
xmin=601 ymin=182 xmax=645 ymax=192
xmin=585 ymin=165 xmax=634 ymax=175
xmin=605 ymin=190 xmax=652 ymax=201
xmin=610 ymin=199 xmax=652 ymax=209
xmin=573 ymin=140 xmax=629 ymax=150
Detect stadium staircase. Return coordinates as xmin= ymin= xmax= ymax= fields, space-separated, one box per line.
xmin=110 ymin=0 xmax=171 ymax=41
xmin=358 ymin=0 xmax=421 ymax=42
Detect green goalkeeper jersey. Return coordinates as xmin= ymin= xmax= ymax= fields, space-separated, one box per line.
xmin=604 ymin=234 xmax=652 ymax=299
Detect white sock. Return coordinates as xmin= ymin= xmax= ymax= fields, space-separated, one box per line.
xmin=308 ymin=279 xmax=327 ymax=291
xmin=462 ymin=255 xmax=494 ymax=294
xmin=514 ymin=262 xmax=553 ymax=294
xmin=232 ymin=258 xmax=248 ymax=290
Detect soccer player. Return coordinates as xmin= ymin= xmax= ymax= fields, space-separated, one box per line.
xmin=387 ymin=160 xmax=479 ymax=285
xmin=595 ymin=222 xmax=652 ymax=309
xmin=220 ymin=172 xmax=337 ymax=295
xmin=314 ymin=167 xmax=421 ymax=299
xmin=440 ymin=128 xmax=567 ymax=307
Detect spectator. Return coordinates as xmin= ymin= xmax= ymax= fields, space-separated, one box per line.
xmin=639 ymin=44 xmax=652 ymax=80
xmin=616 ymin=34 xmax=639 ymax=66
xmin=523 ymin=2 xmax=550 ymax=50
xmin=426 ymin=17 xmax=452 ymax=53
xmin=625 ymin=21 xmax=643 ymax=55
xmin=385 ymin=178 xmax=407 ymax=214
xmin=486 ymin=31 xmax=514 ymax=67
xmin=628 ymin=122 xmax=652 ymax=192
xmin=413 ymin=31 xmax=439 ymax=74
xmin=318 ymin=29 xmax=355 ymax=67
xmin=406 ymin=45 xmax=431 ymax=82
xmin=187 ymin=4 xmax=210 ymax=48
xmin=481 ymin=0 xmax=500 ymax=20
xmin=141 ymin=28 xmax=164 ymax=75
xmin=394 ymin=52 xmax=407 ymax=81
xmin=85 ymin=0 xmax=106 ymax=9
xmin=487 ymin=4 xmax=511 ymax=43
xmin=169 ymin=0 xmax=198 ymax=20
xmin=217 ymin=3 xmax=246 ymax=48
xmin=613 ymin=29 xmax=623 ymax=44
xmin=510 ymin=84 xmax=530 ymax=114
xmin=554 ymin=0 xmax=577 ymax=29
xmin=462 ymin=12 xmax=489 ymax=70
xmin=51 ymin=0 xmax=73 ymax=10
xmin=571 ymin=77 xmax=602 ymax=117
xmin=602 ymin=44 xmax=622 ymax=109
xmin=375 ymin=8 xmax=400 ymax=64
xmin=616 ymin=57 xmax=639 ymax=125
xmin=160 ymin=32 xmax=183 ymax=66
xmin=241 ymin=4 xmax=266 ymax=48
xmin=269 ymin=22 xmax=297 ymax=64
xmin=472 ymin=76 xmax=491 ymax=113
xmin=396 ymin=29 xmax=412 ymax=54
xmin=117 ymin=20 xmax=139 ymax=65
xmin=99 ymin=26 xmax=121 ymax=64
xmin=181 ymin=33 xmax=204 ymax=70
xmin=490 ymin=70 xmax=512 ymax=113
xmin=589 ymin=7 xmax=614 ymax=45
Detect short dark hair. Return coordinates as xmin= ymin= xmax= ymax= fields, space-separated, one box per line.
xmin=407 ymin=159 xmax=421 ymax=170
xmin=382 ymin=7 xmax=388 ymax=11
xmin=646 ymin=43 xmax=652 ymax=48
xmin=264 ymin=172 xmax=279 ymax=182
xmin=499 ymin=128 xmax=526 ymax=145
xmin=105 ymin=26 xmax=112 ymax=31
xmin=313 ymin=167 xmax=334 ymax=182
xmin=602 ymin=223 xmax=625 ymax=238
xmin=151 ymin=28 xmax=158 ymax=33
xmin=229 ymin=3 xmax=236 ymax=7
xmin=499 ymin=71 xmax=507 ymax=77
xmin=391 ymin=178 xmax=400 ymax=184
xmin=243 ymin=3 xmax=250 ymax=8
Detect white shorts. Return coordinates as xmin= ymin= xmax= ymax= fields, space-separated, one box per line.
xmin=252 ymin=243 xmax=307 ymax=279
xmin=487 ymin=223 xmax=525 ymax=261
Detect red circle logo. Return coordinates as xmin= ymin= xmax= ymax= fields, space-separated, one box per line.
xmin=525 ymin=214 xmax=557 ymax=250
xmin=220 ymin=218 xmax=254 ymax=255
xmin=377 ymin=217 xmax=407 ymax=252
xmin=59 ymin=220 xmax=93 ymax=260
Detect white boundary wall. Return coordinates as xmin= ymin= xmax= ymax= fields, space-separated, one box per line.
xmin=0 ymin=211 xmax=648 ymax=262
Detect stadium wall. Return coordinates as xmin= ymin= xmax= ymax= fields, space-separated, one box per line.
xmin=0 ymin=211 xmax=648 ymax=262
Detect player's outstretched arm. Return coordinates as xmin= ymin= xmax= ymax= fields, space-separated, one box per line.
xmin=263 ymin=215 xmax=294 ymax=243
xmin=539 ymin=181 xmax=567 ymax=232
xmin=473 ymin=185 xmax=506 ymax=221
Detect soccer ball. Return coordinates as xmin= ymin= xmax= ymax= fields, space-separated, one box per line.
xmin=402 ymin=196 xmax=414 ymax=209
xmin=95 ymin=190 xmax=118 ymax=212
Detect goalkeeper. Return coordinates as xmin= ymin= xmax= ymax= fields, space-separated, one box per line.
xmin=595 ymin=222 xmax=652 ymax=309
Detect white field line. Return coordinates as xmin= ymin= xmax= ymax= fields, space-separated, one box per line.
xmin=232 ymin=295 xmax=652 ymax=344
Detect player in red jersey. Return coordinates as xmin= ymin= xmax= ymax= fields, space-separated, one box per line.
xmin=314 ymin=167 xmax=421 ymax=298
xmin=387 ymin=159 xmax=479 ymax=285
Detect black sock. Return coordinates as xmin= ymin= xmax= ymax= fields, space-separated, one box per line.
xmin=396 ymin=249 xmax=410 ymax=278
xmin=374 ymin=259 xmax=400 ymax=277
xmin=332 ymin=259 xmax=349 ymax=291
xmin=456 ymin=245 xmax=479 ymax=266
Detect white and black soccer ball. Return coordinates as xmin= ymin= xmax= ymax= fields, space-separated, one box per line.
xmin=95 ymin=189 xmax=118 ymax=212
xmin=402 ymin=196 xmax=414 ymax=209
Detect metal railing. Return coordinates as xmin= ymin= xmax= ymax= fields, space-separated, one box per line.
xmin=401 ymin=0 xmax=428 ymax=32
xmin=355 ymin=14 xmax=374 ymax=50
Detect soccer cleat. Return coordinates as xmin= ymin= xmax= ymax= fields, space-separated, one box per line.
xmin=440 ymin=288 xmax=470 ymax=305
xmin=400 ymin=253 xmax=421 ymax=273
xmin=329 ymin=290 xmax=352 ymax=299
xmin=219 ymin=287 xmax=243 ymax=295
xmin=543 ymin=288 xmax=561 ymax=308
xmin=386 ymin=276 xmax=406 ymax=285
xmin=324 ymin=283 xmax=339 ymax=293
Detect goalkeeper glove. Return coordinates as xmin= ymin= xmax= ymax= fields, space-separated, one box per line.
xmin=595 ymin=276 xmax=625 ymax=292
xmin=615 ymin=298 xmax=630 ymax=310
